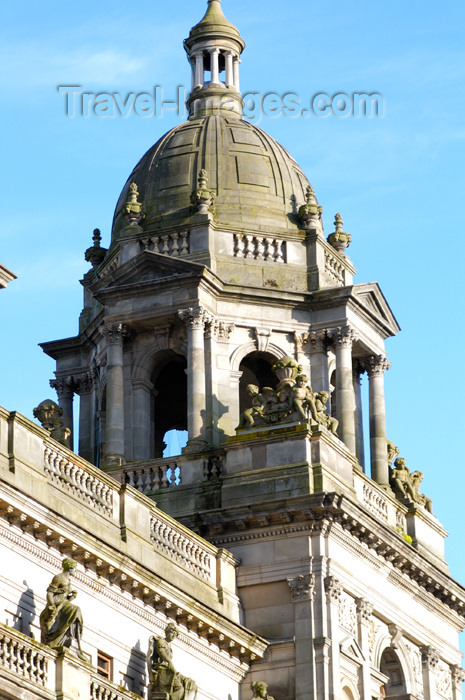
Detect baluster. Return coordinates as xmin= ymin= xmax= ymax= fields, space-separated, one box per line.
xmin=264 ymin=237 xmax=273 ymax=261
xmin=245 ymin=235 xmax=254 ymax=258
xmin=171 ymin=232 xmax=179 ymax=256
xmin=275 ymin=239 xmax=284 ymax=263
xmin=180 ymin=231 xmax=189 ymax=255
xmin=149 ymin=467 xmax=155 ymax=491
xmin=140 ymin=469 xmax=147 ymax=493
xmin=255 ymin=237 xmax=265 ymax=259
xmin=141 ymin=237 xmax=150 ymax=251
xmin=234 ymin=233 xmax=243 ymax=257
xmin=153 ymin=235 xmax=160 ymax=253
xmin=161 ymin=234 xmax=170 ymax=255
xmin=161 ymin=464 xmax=169 ymax=488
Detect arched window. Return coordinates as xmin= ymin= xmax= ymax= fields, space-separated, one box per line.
xmin=380 ymin=648 xmax=407 ymax=698
xmin=151 ymin=353 xmax=187 ymax=458
xmin=239 ymin=352 xmax=278 ymax=414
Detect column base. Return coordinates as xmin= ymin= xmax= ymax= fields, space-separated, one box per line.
xmin=101 ymin=454 xmax=126 ymax=468
xmin=182 ymin=437 xmax=208 ymax=455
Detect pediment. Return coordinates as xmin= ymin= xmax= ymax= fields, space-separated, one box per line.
xmin=89 ymin=250 xmax=207 ymax=294
xmin=352 ymin=283 xmax=400 ymax=337
xmin=340 ymin=635 xmax=366 ymax=662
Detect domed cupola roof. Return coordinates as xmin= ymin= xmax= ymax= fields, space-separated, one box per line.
xmin=186 ymin=0 xmax=243 ymax=43
xmin=110 ymin=1 xmax=320 ymax=250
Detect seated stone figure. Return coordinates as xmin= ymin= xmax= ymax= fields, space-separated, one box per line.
xmin=251 ymin=681 xmax=274 ymax=700
xmin=147 ymin=623 xmax=197 ymax=700
xmin=389 ymin=457 xmax=433 ymax=513
xmin=39 ymin=558 xmax=84 ymax=657
xmin=314 ymin=391 xmax=339 ymax=435
xmin=237 ymin=384 xmax=267 ymax=428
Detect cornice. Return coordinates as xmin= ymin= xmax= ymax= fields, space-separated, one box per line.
xmin=183 ymin=492 xmax=465 ymax=620
xmin=0 ymin=496 xmax=266 ymax=669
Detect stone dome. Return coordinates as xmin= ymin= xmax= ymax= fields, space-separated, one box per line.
xmin=111 ymin=115 xmax=313 ymax=242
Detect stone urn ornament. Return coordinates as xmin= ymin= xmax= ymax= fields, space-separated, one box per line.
xmin=298 ymin=184 xmax=323 ymax=230
xmin=327 ymin=213 xmax=352 ymax=254
xmin=191 ymin=169 xmax=214 ymax=213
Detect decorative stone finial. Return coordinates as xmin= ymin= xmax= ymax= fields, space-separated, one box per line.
xmin=327 ymin=213 xmax=352 ymax=253
xmin=33 ymin=399 xmax=71 ymax=447
xmin=84 ymin=228 xmax=108 ymax=269
xmin=298 ymin=185 xmax=323 ymax=231
xmin=123 ymin=182 xmax=145 ymax=228
xmin=191 ymin=169 xmax=214 ymax=213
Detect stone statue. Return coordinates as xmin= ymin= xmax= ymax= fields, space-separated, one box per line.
xmin=251 ymin=681 xmax=274 ymax=700
xmin=236 ymin=357 xmax=336 ymax=435
xmin=33 ymin=399 xmax=71 ymax=447
xmin=147 ymin=623 xmax=197 ymax=700
xmin=389 ymin=457 xmax=433 ymax=514
xmin=386 ymin=439 xmax=400 ymax=466
xmin=39 ymin=558 xmax=84 ymax=657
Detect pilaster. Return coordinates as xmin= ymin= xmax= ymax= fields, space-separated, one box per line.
xmin=288 ymin=573 xmax=316 ymax=700
xmin=356 ymin=597 xmax=373 ymax=700
xmin=421 ymin=645 xmax=440 ymax=700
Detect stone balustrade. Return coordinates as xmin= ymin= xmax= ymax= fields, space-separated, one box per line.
xmin=140 ymin=231 xmax=189 ymax=256
xmin=123 ymin=461 xmax=180 ymax=494
xmin=150 ymin=509 xmax=215 ymax=582
xmin=234 ymin=233 xmax=285 ymax=262
xmin=44 ymin=440 xmax=115 ymax=517
xmin=0 ymin=626 xmax=50 ymax=688
xmin=361 ymin=481 xmax=389 ymax=523
xmin=90 ymin=675 xmax=141 ymax=700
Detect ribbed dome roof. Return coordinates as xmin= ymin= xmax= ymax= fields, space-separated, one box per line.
xmin=112 ymin=116 xmax=312 ymax=241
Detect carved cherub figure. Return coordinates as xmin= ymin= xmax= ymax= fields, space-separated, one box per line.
xmin=147 ymin=623 xmax=197 ymax=700
xmin=251 ymin=681 xmax=274 ymax=700
xmin=410 ymin=470 xmax=433 ymax=513
xmin=289 ymin=374 xmax=318 ymax=422
xmin=389 ymin=458 xmax=433 ymax=513
xmin=314 ymin=391 xmax=339 ymax=435
xmin=237 ymin=384 xmax=267 ymax=428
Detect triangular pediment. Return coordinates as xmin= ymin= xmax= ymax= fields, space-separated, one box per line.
xmin=89 ymin=250 xmax=208 ymax=296
xmin=340 ymin=635 xmax=366 ymax=662
xmin=352 ymin=282 xmax=401 ymax=337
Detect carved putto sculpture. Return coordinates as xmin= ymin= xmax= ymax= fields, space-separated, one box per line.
xmin=39 ymin=558 xmax=84 ymax=658
xmin=389 ymin=457 xmax=433 ymax=513
xmin=147 ymin=623 xmax=197 ymax=700
xmin=237 ymin=356 xmax=338 ymax=435
xmin=33 ymin=399 xmax=71 ymax=447
xmin=251 ymin=681 xmax=274 ymax=700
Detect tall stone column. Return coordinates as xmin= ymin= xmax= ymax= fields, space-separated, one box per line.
xmin=288 ymin=573 xmax=316 ymax=700
xmin=132 ymin=378 xmax=154 ymax=462
xmin=331 ymin=326 xmax=357 ymax=454
xmin=308 ymin=330 xmax=329 ymax=393
xmin=209 ymin=48 xmax=220 ymax=84
xmin=367 ymin=355 xmax=391 ymax=489
xmin=76 ymin=371 xmax=96 ymax=463
xmin=233 ymin=56 xmax=241 ymax=91
xmin=178 ymin=307 xmax=210 ymax=452
xmin=353 ymin=362 xmax=365 ymax=470
xmin=224 ymin=50 xmax=234 ymax=87
xmin=193 ymin=51 xmax=204 ymax=88
xmin=50 ymin=377 xmax=75 ymax=450
xmin=102 ymin=323 xmax=128 ymax=466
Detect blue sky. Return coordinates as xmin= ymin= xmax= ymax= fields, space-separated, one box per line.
xmin=1 ymin=0 xmax=465 ymax=648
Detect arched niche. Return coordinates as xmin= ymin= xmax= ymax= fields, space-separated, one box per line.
xmin=238 ymin=351 xmax=279 ymax=415
xmin=131 ymin=339 xmax=187 ymax=461
xmin=379 ymin=647 xmax=408 ymax=698
xmin=341 ymin=681 xmax=359 ymax=700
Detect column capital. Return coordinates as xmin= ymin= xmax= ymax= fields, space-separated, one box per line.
xmin=329 ymin=325 xmax=357 ymax=349
xmin=421 ymin=645 xmax=440 ymax=670
xmin=178 ymin=306 xmax=212 ymax=330
xmin=102 ymin=322 xmax=129 ymax=345
xmin=74 ymin=369 xmax=98 ymax=395
xmin=50 ymin=376 xmax=75 ymax=398
xmin=324 ymin=575 xmax=342 ymax=604
xmin=451 ymin=665 xmax=465 ymax=688
xmin=366 ymin=354 xmax=391 ymax=377
xmin=209 ymin=47 xmax=220 ymax=55
xmin=288 ymin=573 xmax=315 ymax=602
xmin=355 ymin=597 xmax=373 ymax=623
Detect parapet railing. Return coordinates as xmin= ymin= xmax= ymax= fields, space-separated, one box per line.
xmin=90 ymin=674 xmax=142 ymax=700
xmin=0 ymin=625 xmax=51 ymax=688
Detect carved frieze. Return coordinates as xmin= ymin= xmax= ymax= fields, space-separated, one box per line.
xmin=404 ymin=639 xmax=424 ymax=699
xmin=339 ymin=591 xmax=357 ymax=636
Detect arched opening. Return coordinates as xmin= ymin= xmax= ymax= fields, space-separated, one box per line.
xmin=239 ymin=352 xmax=278 ymax=415
xmin=341 ymin=685 xmax=357 ymax=700
xmin=380 ymin=648 xmax=407 ymax=698
xmin=151 ymin=353 xmax=187 ymax=458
